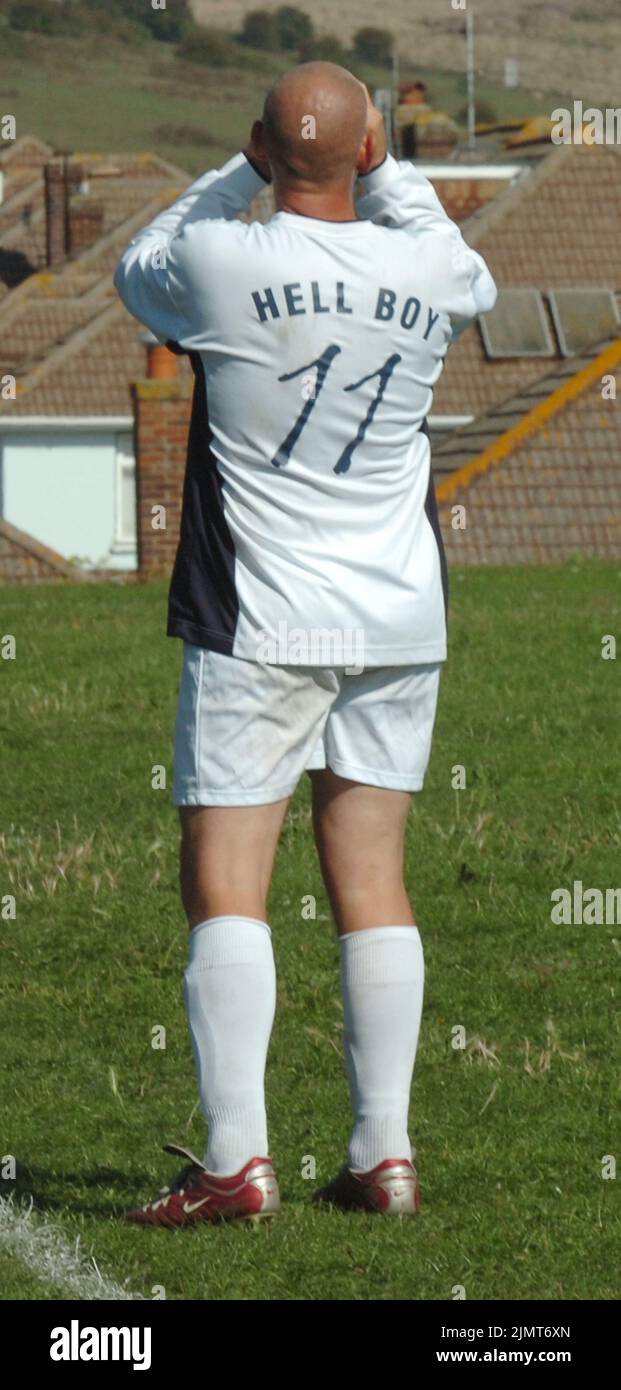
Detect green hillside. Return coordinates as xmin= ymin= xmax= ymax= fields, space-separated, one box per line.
xmin=0 ymin=15 xmax=575 ymax=175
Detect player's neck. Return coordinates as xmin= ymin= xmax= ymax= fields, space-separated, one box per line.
xmin=273 ymin=180 xmax=358 ymax=223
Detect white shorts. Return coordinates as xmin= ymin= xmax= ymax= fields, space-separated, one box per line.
xmin=173 ymin=645 xmax=441 ymax=807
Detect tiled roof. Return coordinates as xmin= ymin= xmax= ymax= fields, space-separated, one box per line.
xmin=0 ymin=142 xmax=188 ymax=290
xmin=0 ymin=141 xmax=191 ymax=416
xmin=432 ymin=142 xmax=621 ymax=419
xmin=2 ymin=301 xmax=194 ymax=417
xmin=435 ymin=335 xmax=621 ymax=564
xmin=0 ymin=135 xmax=54 ymax=169
xmin=424 ymin=174 xmax=516 ymax=224
xmin=464 ymin=142 xmax=621 ymax=285
xmin=433 ymin=333 xmax=550 ymax=419
xmin=0 ymin=300 xmax=100 ymax=375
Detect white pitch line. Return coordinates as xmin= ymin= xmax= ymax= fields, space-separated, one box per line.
xmin=0 ymin=1197 xmax=145 ymax=1301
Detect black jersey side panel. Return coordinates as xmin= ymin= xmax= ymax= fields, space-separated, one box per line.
xmin=166 ymin=352 xmax=239 ymax=652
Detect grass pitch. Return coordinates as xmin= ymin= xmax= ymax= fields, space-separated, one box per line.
xmin=0 ymin=561 xmax=620 ymax=1301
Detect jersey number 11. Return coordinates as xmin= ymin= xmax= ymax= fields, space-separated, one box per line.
xmin=272 ymin=344 xmax=402 ymax=474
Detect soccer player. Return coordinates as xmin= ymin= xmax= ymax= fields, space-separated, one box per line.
xmin=114 ymin=63 xmax=496 ymax=1226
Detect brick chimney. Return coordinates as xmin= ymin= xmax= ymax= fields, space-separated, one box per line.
xmin=43 ymin=157 xmax=84 ymax=268
xmin=139 ymin=329 xmax=178 ymax=381
xmin=68 ymin=195 xmax=105 ymax=257
xmin=131 ymin=376 xmax=192 ymax=575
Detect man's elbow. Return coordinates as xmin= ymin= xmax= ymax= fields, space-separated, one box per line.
xmin=113 ymin=258 xmax=141 ymax=322
xmin=113 ymin=256 xmax=128 ymax=303
xmin=477 ymin=273 xmax=498 ymax=315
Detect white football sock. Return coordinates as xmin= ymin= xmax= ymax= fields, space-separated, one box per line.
xmin=340 ymin=925 xmax=424 ymax=1172
xmin=183 ymin=915 xmax=276 ymax=1176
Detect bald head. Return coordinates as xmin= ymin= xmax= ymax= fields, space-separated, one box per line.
xmin=262 ymin=62 xmax=368 ymax=185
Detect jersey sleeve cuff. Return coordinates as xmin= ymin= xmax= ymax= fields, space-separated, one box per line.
xmin=357 ymin=153 xmax=402 ymax=196
xmin=217 ymin=151 xmax=270 ymax=203
xmin=243 ymin=152 xmax=271 ymax=185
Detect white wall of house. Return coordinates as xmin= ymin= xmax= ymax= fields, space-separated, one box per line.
xmin=0 ymin=427 xmax=137 ymax=570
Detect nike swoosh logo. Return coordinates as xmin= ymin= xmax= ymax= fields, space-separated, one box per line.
xmin=201 ymin=1179 xmax=249 ymax=1197
xmin=183 ymin=1197 xmax=211 ymax=1214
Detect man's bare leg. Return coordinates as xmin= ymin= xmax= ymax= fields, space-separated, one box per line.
xmin=179 ymin=799 xmax=290 ymax=928
xmin=310 ymin=769 xmax=424 ymax=1189
xmin=310 ymin=768 xmax=414 ymax=934
xmin=179 ymin=798 xmax=289 ymax=1176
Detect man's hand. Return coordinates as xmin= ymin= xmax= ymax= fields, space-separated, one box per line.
xmin=243 ymin=121 xmax=272 ymax=183
xmin=357 ymin=82 xmax=388 ymax=175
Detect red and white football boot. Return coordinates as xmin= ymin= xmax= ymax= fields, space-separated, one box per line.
xmin=312 ymin=1158 xmax=421 ymax=1215
xmin=126 ymin=1143 xmax=280 ymax=1228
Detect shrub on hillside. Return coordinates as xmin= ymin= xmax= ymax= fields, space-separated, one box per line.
xmin=8 ymin=1 xmax=84 ymax=35
xmin=79 ymin=0 xmax=191 ymax=42
xmin=298 ymin=34 xmax=348 ymax=64
xmin=176 ymin=25 xmax=272 ymax=71
xmin=177 ymin=27 xmax=241 ymax=68
xmin=238 ymin=9 xmax=279 ymax=51
xmin=143 ymin=9 xmax=189 ymax=44
xmin=352 ymin=26 xmax=394 ymax=67
xmin=275 ymin=6 xmax=313 ymax=50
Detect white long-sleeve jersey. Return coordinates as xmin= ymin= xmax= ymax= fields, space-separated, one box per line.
xmin=114 ymin=153 xmax=496 ymax=665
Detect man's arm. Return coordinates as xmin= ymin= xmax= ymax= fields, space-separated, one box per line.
xmin=113 ymin=152 xmax=267 ymax=345
xmin=356 ymin=153 xmax=497 ymax=330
